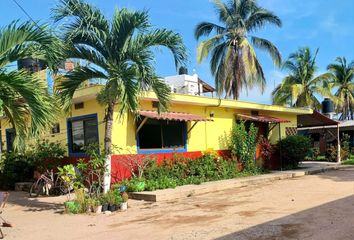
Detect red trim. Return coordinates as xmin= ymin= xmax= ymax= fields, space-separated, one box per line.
xmin=138 ymin=110 xmax=213 ymax=122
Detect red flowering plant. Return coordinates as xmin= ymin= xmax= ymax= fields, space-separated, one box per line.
xmin=258 ymin=136 xmax=273 ymax=162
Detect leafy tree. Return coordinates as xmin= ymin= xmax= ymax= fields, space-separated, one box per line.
xmin=52 ymin=0 xmax=187 ymax=191
xmin=195 ymin=0 xmax=282 ymax=99
xmin=0 ymin=21 xmax=59 ymax=149
xmin=272 ymin=47 xmax=332 ymax=109
xmin=327 ymin=57 xmax=354 ymax=120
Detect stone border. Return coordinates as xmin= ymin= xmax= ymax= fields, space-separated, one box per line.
xmin=129 ymin=165 xmax=354 ymax=202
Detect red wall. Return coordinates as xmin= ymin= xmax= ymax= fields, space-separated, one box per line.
xmin=111 ymin=150 xmax=231 ymax=183
xmin=63 ymin=150 xmax=234 ymax=184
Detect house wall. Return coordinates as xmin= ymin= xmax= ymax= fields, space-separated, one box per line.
xmin=109 ymin=99 xmax=299 ymax=154
xmin=0 ymin=93 xmax=299 ymax=155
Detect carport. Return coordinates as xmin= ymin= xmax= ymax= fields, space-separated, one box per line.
xmin=297 ymin=111 xmax=340 ymax=162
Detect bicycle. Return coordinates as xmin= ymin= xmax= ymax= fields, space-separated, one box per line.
xmin=29 ymin=170 xmax=68 ymax=197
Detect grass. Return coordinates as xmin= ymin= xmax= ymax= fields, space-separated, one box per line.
xmin=342 ymin=155 xmax=354 ymax=165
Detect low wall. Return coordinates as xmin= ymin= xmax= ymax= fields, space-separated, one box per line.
xmin=110 ymin=150 xmax=231 ymax=183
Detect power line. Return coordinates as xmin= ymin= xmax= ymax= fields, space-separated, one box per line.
xmin=11 ymin=0 xmax=41 ymax=28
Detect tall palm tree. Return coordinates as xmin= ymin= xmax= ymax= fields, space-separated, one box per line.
xmin=52 ymin=0 xmax=187 ymax=190
xmin=0 ymin=21 xmax=59 ymax=150
xmin=272 ymin=47 xmax=332 ymax=109
xmin=327 ymin=57 xmax=354 ymax=120
xmin=195 ymin=0 xmax=282 ymax=99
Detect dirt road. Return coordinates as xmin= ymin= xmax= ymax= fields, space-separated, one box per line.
xmin=2 ymin=167 xmax=354 ymax=240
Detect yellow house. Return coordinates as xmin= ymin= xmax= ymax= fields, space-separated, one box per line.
xmin=0 ymin=76 xmax=312 ymax=158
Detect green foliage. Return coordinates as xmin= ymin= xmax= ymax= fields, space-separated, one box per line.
xmin=272 ymin=47 xmax=333 ymax=109
xmin=0 ymin=152 xmax=34 ymax=189
xmin=278 ymin=135 xmax=312 ymax=168
xmin=57 ymin=164 xmax=78 ymax=199
xmin=229 ymin=121 xmax=258 ymax=166
xmin=121 ymin=152 xmax=263 ymax=192
xmin=75 ymin=145 xmax=107 ymax=197
xmin=0 ymin=21 xmax=61 ymax=147
xmin=64 ymin=201 xmax=81 ymax=214
xmin=341 ymin=133 xmax=351 ymax=160
xmin=0 ymin=140 xmax=66 ymax=189
xmin=326 ymin=57 xmax=354 ymax=120
xmin=195 ymin=0 xmax=281 ymax=99
xmin=29 ymin=140 xmax=66 ymax=171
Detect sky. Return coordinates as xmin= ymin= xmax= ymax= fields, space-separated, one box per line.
xmin=1 ymin=0 xmax=354 ymax=104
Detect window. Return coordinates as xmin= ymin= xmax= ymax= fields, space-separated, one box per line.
xmin=74 ymin=102 xmax=84 ymax=109
xmin=137 ymin=119 xmax=186 ymax=152
xmin=51 ymin=123 xmax=60 ymax=134
xmin=6 ymin=129 xmax=15 ymax=152
xmin=68 ymin=114 xmax=99 ymax=155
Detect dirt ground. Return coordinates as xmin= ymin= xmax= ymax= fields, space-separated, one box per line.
xmin=2 ymin=167 xmax=354 ymax=240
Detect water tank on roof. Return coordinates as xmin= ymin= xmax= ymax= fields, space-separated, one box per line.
xmin=18 ymin=58 xmax=47 ymax=72
xmin=178 ymin=67 xmax=188 ymax=75
xmin=322 ymin=98 xmax=334 ymax=115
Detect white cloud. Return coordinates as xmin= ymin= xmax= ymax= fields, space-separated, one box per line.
xmin=320 ymin=13 xmax=354 ymax=38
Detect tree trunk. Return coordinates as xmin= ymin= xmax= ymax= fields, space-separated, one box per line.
xmin=103 ymin=101 xmax=114 ymax=193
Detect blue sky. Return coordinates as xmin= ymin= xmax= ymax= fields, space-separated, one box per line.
xmin=1 ymin=0 xmax=354 ymax=104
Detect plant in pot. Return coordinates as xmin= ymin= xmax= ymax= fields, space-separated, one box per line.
xmin=86 ymin=197 xmax=101 ymax=214
xmin=107 ymin=190 xmax=118 ymax=212
xmin=58 ymin=164 xmax=80 ymax=213
xmin=120 ymin=192 xmax=129 ymax=211
xmin=100 ymin=194 xmax=109 ymax=212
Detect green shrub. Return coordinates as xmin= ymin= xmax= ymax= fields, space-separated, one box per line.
xmin=0 ymin=152 xmax=34 ymax=189
xmin=278 ymin=135 xmax=312 ymax=169
xmin=229 ymin=121 xmax=258 ymax=168
xmin=120 ymin=152 xmax=263 ymax=192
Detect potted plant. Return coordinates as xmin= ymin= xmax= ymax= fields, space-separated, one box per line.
xmin=100 ymin=194 xmax=109 ymax=212
xmin=87 ymin=197 xmax=102 ymax=214
xmin=120 ymin=192 xmax=128 ymax=211
xmin=107 ymin=190 xmax=117 ymax=212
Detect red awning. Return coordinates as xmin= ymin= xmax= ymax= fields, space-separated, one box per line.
xmin=138 ymin=110 xmax=213 ymax=122
xmin=236 ymin=114 xmax=290 ymax=123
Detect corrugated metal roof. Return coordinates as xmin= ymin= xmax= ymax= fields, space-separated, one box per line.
xmin=138 ymin=110 xmax=213 ymax=122
xmin=236 ymin=114 xmax=290 ymax=123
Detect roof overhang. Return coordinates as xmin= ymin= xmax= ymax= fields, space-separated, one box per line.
xmin=138 ymin=110 xmax=213 ymax=122
xmin=236 ymin=113 xmax=290 ymax=123
xmin=297 ymin=111 xmax=339 ymax=128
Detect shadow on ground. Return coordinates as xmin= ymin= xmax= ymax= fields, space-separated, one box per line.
xmin=5 ymin=191 xmax=65 ymax=214
xmin=217 ymin=194 xmax=354 ymax=240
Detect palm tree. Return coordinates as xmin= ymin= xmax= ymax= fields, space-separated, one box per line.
xmin=195 ymin=0 xmax=282 ymax=99
xmin=52 ymin=0 xmax=187 ymax=191
xmin=272 ymin=47 xmax=332 ymax=109
xmin=0 ymin=21 xmax=59 ymax=150
xmin=327 ymin=57 xmax=354 ymax=120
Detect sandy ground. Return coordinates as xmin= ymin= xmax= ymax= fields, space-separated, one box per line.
xmin=2 ymin=167 xmax=354 ymax=240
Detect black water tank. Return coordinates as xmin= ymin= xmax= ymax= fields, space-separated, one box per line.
xmin=178 ymin=67 xmax=188 ymax=75
xmin=18 ymin=58 xmax=47 ymax=72
xmin=322 ymin=98 xmax=334 ymax=114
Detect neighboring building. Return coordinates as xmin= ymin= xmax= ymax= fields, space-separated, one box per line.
xmin=298 ymin=120 xmax=354 ymax=154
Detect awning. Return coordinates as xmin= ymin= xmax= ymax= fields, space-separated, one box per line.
xmin=297 ymin=111 xmax=338 ymax=128
xmin=236 ymin=113 xmax=290 ymax=123
xmin=138 ymin=110 xmax=213 ymax=122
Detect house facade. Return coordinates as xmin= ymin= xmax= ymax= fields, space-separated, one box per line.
xmin=0 ymin=76 xmax=312 ymax=159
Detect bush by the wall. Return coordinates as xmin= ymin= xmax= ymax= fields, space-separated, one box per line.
xmin=278 ymin=135 xmax=311 ymax=169
xmin=119 ymin=150 xmax=263 ymax=192
xmin=0 ymin=152 xmax=34 ymax=190
xmin=0 ymin=140 xmax=66 ymax=190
